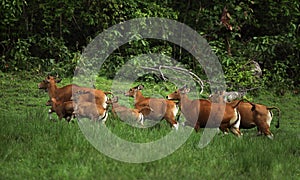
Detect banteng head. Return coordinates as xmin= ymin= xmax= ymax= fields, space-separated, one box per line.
xmin=38 ymin=75 xmax=62 ymax=91
xmin=124 ymin=84 xmax=144 ymax=97
xmin=166 ymin=85 xmax=190 ymax=100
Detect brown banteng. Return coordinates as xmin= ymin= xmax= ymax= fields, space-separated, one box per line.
xmin=72 ymin=90 xmax=110 ymax=123
xmin=38 ymin=75 xmax=109 ymax=121
xmin=73 ymin=101 xmax=104 ymax=122
xmin=50 ymin=98 xmax=74 ymax=122
xmin=38 ymin=75 xmax=108 ymax=105
xmin=108 ymin=96 xmax=152 ymax=125
xmin=124 ymin=85 xmax=179 ymax=130
xmin=166 ymin=86 xmax=242 ymax=136
xmin=228 ymin=100 xmax=280 ymax=139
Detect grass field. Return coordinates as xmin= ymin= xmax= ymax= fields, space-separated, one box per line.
xmin=0 ymin=72 xmax=299 ymax=179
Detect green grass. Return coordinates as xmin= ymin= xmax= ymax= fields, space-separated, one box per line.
xmin=0 ymin=73 xmax=299 ymax=179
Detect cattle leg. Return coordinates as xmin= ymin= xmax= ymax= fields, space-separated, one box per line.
xmin=194 ymin=123 xmax=200 ymax=132
xmin=256 ymin=128 xmax=263 ymax=136
xmin=261 ymin=126 xmax=273 ymax=140
xmin=48 ymin=108 xmax=55 ymax=121
xmin=219 ymin=125 xmax=229 ymax=135
xmin=221 ymin=128 xmax=229 ymax=135
xmin=139 ymin=113 xmax=145 ymax=126
xmin=230 ymin=127 xmax=242 ymax=137
xmin=165 ymin=116 xmax=179 ymax=130
xmin=256 ymin=121 xmax=273 ymax=139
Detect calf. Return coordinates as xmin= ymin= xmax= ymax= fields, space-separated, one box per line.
xmin=72 ymin=91 xmax=109 ymax=123
xmin=166 ymin=86 xmax=242 ymax=136
xmin=108 ymin=96 xmax=152 ymax=125
xmin=229 ymin=100 xmax=280 ymax=139
xmin=124 ymin=85 xmax=179 ymax=130
xmin=50 ymin=98 xmax=74 ymax=122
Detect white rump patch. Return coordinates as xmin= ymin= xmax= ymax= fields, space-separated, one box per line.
xmin=138 ymin=113 xmax=144 ymax=126
xmin=266 ymin=111 xmax=273 ymax=127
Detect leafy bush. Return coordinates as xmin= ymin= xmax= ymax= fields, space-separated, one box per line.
xmin=0 ymin=0 xmax=299 ymax=90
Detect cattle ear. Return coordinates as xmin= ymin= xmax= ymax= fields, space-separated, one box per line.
xmin=138 ymin=85 xmax=144 ymax=90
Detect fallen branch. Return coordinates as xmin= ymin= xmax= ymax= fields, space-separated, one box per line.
xmin=141 ymin=65 xmax=204 ymax=94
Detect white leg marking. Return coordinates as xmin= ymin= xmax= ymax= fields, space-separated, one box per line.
xmin=267 ymin=134 xmax=274 ymax=140
xmin=173 ymin=123 xmax=179 ymax=130
xmin=139 ymin=113 xmax=144 ymax=126
xmin=48 ymin=109 xmax=53 ymax=120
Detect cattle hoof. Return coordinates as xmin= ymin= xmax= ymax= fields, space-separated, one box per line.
xmin=267 ymin=134 xmax=274 ymax=140
xmin=173 ymin=123 xmax=179 ymax=130
xmin=256 ymin=132 xmax=263 ymax=136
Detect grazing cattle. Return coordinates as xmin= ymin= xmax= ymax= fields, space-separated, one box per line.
xmin=124 ymin=85 xmax=179 ymax=130
xmin=72 ymin=91 xmax=109 ymax=123
xmin=50 ymin=98 xmax=74 ymax=122
xmin=228 ymin=100 xmax=280 ymax=139
xmin=166 ymin=86 xmax=243 ymax=136
xmin=108 ymin=96 xmax=152 ymax=125
xmin=38 ymin=75 xmax=109 ymax=122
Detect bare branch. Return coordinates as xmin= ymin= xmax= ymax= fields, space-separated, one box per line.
xmin=141 ymin=65 xmax=204 ymax=94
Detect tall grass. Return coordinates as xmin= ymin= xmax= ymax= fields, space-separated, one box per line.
xmin=0 ymin=73 xmax=299 ymax=179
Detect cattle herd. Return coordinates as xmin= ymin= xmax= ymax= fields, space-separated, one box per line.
xmin=38 ymin=75 xmax=281 ymax=139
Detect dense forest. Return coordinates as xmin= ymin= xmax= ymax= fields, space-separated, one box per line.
xmin=1 ymin=0 xmax=299 ymax=91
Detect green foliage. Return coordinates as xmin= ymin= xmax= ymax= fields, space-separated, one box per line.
xmin=0 ymin=0 xmax=299 ymax=90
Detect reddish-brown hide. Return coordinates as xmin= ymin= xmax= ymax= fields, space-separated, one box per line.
xmin=125 ymin=85 xmax=179 ymax=129
xmin=167 ymin=86 xmax=242 ymax=136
